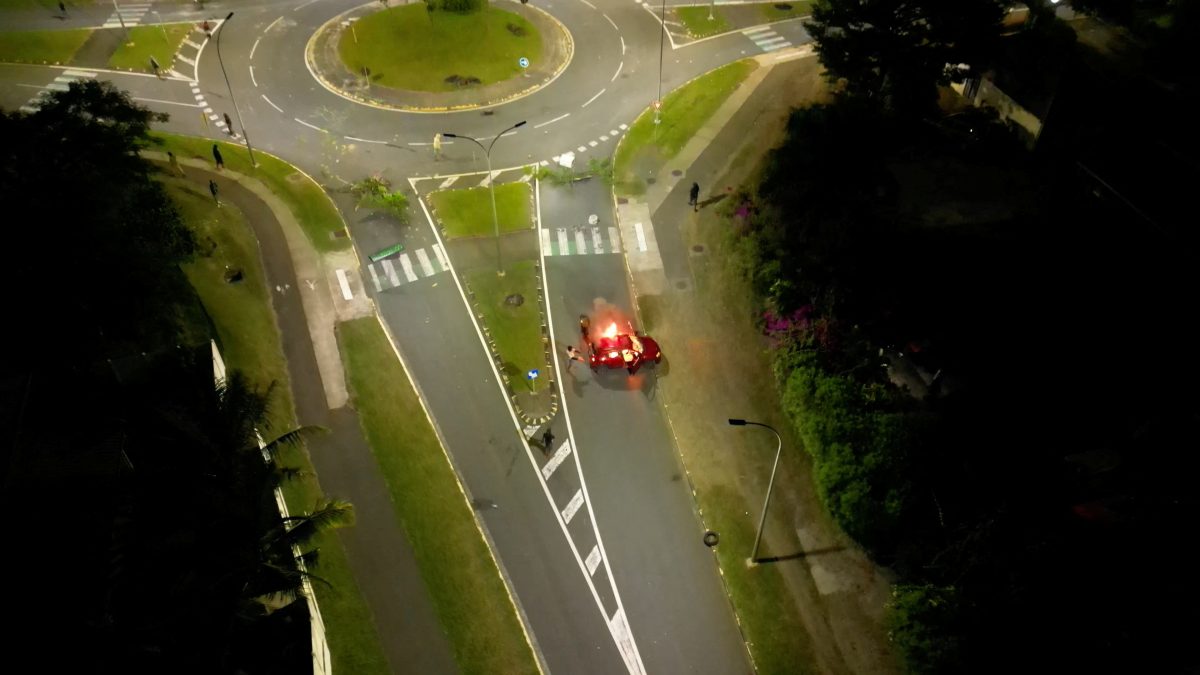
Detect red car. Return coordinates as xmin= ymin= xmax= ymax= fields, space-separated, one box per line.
xmin=587 ymin=324 xmax=662 ymax=374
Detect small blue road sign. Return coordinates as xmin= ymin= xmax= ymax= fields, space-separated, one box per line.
xmin=526 ymin=369 xmax=539 ymax=380
xmin=519 ymin=57 xmax=530 ymax=68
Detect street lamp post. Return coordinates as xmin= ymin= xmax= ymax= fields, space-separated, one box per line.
xmin=214 ymin=12 xmax=257 ymax=167
xmin=442 ymin=121 xmax=527 ymax=277
xmin=729 ymin=418 xmax=783 ymax=563
xmin=656 ymin=0 xmax=666 ymax=125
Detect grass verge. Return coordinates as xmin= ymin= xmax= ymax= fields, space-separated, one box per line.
xmin=0 ymin=27 xmax=91 ymax=64
xmin=338 ymin=4 xmax=541 ymax=92
xmin=463 ymin=261 xmax=547 ymax=392
xmin=675 ymin=6 xmax=730 ymax=38
xmin=338 ymin=317 xmax=540 ymax=674
xmin=151 ymin=132 xmax=350 ymax=253
xmin=166 ymin=178 xmax=390 ymax=675
xmin=429 ymin=182 xmax=531 ymax=238
xmin=107 ymin=23 xmax=192 ymax=72
xmin=759 ymin=0 xmax=813 ymax=21
xmin=613 ymin=59 xmax=757 ymax=192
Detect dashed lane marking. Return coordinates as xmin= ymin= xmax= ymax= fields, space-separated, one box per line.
xmin=586 ymin=545 xmax=602 ymax=575
xmin=562 ymin=489 xmax=585 ymax=524
xmin=541 ymin=440 xmax=572 ymax=480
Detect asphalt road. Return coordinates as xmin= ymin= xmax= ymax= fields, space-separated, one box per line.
xmin=0 ymin=1 xmax=813 ymax=671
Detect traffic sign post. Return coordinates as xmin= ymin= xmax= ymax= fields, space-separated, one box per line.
xmin=526 ymin=368 xmax=539 ymax=391
xmin=518 ymin=57 xmax=529 ymax=68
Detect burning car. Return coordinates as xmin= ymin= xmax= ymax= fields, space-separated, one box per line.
xmin=584 ymin=319 xmax=662 ymax=374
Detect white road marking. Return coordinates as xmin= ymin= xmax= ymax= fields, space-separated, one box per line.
xmin=534 ymin=112 xmax=570 ymax=129
xmin=517 ymin=173 xmax=532 ymax=183
xmin=588 ymin=140 xmax=599 ymax=147
xmin=250 ymin=37 xmax=260 ymax=61
xmin=294 ymin=118 xmax=323 ymax=132
xmin=743 ymin=26 xmax=772 ymax=35
xmin=193 ymin=93 xmax=204 ymax=100
xmin=540 ymin=227 xmax=552 ymax=256
xmin=620 ymin=36 xmax=625 ymax=54
xmin=756 ymin=36 xmax=787 ymax=46
xmin=432 ymin=243 xmax=450 ymax=271
xmin=184 ymin=39 xmax=201 ymax=50
xmin=575 ymin=228 xmax=588 ymax=254
xmin=63 ymin=70 xmax=97 ymax=78
xmin=579 ymin=0 xmax=596 ymax=7
xmin=541 ymin=440 xmax=572 ymax=479
xmin=381 ymin=259 xmax=401 ymax=286
xmin=582 ymin=88 xmax=605 ymax=107
xmin=439 ymin=176 xmax=457 ymax=189
xmin=591 ymin=227 xmax=603 ymax=254
xmin=266 ymin=16 xmax=283 ymax=32
xmin=345 ymin=135 xmax=388 ymax=144
xmin=618 ymin=123 xmax=628 ymax=130
xmin=132 ymin=96 xmax=201 ymax=108
xmin=634 ymin=222 xmax=648 ymax=251
xmin=611 ymin=61 xmax=623 ymax=82
xmin=608 ymin=608 xmax=644 ymax=675
xmin=603 ymin=12 xmax=618 ymax=30
xmin=415 ymin=248 xmax=435 ymax=277
xmin=294 ymin=0 xmax=322 ymax=10
xmin=577 ymin=145 xmax=588 ymax=153
xmin=478 ymin=169 xmax=501 ymax=187
xmin=557 ymin=228 xmax=569 ymax=255
xmin=608 ymin=226 xmax=621 ymax=253
xmin=586 ymin=545 xmax=602 ymax=575
xmin=177 ymin=54 xmax=196 ymax=66
xmin=760 ymin=41 xmax=790 ymax=52
xmin=599 ymin=134 xmax=609 ymax=141
xmin=262 ymin=94 xmax=283 ymax=112
xmin=399 ymin=253 xmax=418 ymax=282
xmin=610 ymin=129 xmax=619 ymax=135
xmin=249 ymin=65 xmax=257 ymax=87
xmin=562 ymin=489 xmax=584 ymax=523
xmin=335 ymin=269 xmax=353 ymax=300
xmin=367 ymin=263 xmax=382 ymax=292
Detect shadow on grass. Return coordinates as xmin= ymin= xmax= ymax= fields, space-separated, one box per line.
xmin=754 ymin=545 xmax=844 ymax=565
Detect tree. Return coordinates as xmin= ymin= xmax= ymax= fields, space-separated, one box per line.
xmin=351 ymin=174 xmax=410 ymax=223
xmin=0 ymin=79 xmax=196 ymax=360
xmin=807 ymin=0 xmax=1006 ymax=116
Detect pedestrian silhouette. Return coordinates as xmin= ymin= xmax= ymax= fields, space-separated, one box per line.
xmin=149 ymin=55 xmax=162 ymax=78
xmin=223 ymin=113 xmax=234 ymax=135
xmin=58 ymin=1 xmax=67 ymax=18
xmin=208 ymin=179 xmax=220 ymax=205
xmin=541 ymin=429 xmax=555 ymax=452
xmin=433 ymin=132 xmax=443 ymax=160
xmin=167 ymin=150 xmax=184 ymax=177
xmin=212 ymin=144 xmax=224 ymax=169
xmin=689 ymin=182 xmax=700 ymax=211
xmin=565 ymin=345 xmax=584 ymax=372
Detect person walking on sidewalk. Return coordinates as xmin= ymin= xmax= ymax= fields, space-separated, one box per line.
xmin=208 ymin=179 xmax=220 ymax=205
xmin=689 ymin=182 xmax=700 ymax=211
xmin=212 ymin=143 xmax=224 ymax=169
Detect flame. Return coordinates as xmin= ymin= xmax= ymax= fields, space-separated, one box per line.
xmin=602 ymin=322 xmax=618 ymax=338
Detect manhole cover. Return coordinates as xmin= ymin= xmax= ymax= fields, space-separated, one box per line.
xmin=332 ymin=229 xmax=348 ymax=239
xmin=691 ymin=244 xmax=705 ymax=253
xmin=703 ymin=531 xmax=719 ymax=547
xmin=617 ymin=197 xmax=628 ymax=205
xmin=646 ymin=177 xmax=657 ymax=185
xmin=482 ymin=110 xmax=495 ymax=116
xmin=671 ymin=169 xmax=683 ymax=177
xmin=674 ymin=279 xmax=691 ymax=291
xmin=505 ymin=293 xmax=525 ymax=306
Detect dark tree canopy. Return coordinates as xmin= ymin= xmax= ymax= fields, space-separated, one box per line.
xmin=807 ymin=0 xmax=1007 ymax=115
xmin=0 ymin=80 xmax=195 ymax=363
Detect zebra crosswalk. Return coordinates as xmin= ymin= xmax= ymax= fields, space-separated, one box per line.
xmin=540 ymin=226 xmax=622 ymax=257
xmin=743 ymin=26 xmax=792 ymax=53
xmin=365 ymin=244 xmax=450 ymax=292
xmin=19 ymin=69 xmax=97 ymax=113
xmin=104 ymin=2 xmax=152 ymax=28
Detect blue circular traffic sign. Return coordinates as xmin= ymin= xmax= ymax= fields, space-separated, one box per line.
xmin=519 ymin=57 xmax=529 ymax=68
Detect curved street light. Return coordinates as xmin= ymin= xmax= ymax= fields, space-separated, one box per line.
xmin=215 ymin=12 xmax=257 ymax=167
xmin=442 ymin=120 xmax=527 ymax=277
xmin=729 ymin=418 xmax=783 ymax=563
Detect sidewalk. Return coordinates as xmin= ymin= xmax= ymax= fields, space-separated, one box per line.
xmin=611 ymin=48 xmax=901 ymax=675
xmin=146 ymin=152 xmax=457 ymax=675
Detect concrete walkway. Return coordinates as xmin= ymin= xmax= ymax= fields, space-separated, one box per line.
xmin=147 ymin=153 xmax=458 ymax=675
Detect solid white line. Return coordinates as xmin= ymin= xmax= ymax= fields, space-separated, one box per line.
xmin=611 ymin=61 xmax=623 ymax=82
xmin=249 ymin=65 xmax=257 ymax=87
xmin=294 ymin=118 xmax=323 ymax=132
xmin=381 ymin=259 xmax=400 ymax=286
xmin=541 ymin=439 xmax=571 ymax=479
xmin=562 ymin=489 xmax=584 ymax=523
xmin=432 ymin=243 xmax=450 ymax=271
xmin=132 ymin=96 xmax=200 ymax=108
xmin=399 ymin=253 xmax=418 ymax=282
xmin=500 ymin=130 xmax=518 ymax=138
xmin=603 ymin=12 xmax=618 ymax=30
xmin=534 ymin=112 xmax=570 ymax=129
xmin=557 ymin=228 xmax=569 ymax=255
xmin=439 ymin=176 xmax=457 ymax=190
xmin=575 ymin=228 xmax=588 ymax=254
xmin=608 ymin=226 xmax=621 ymax=253
xmin=250 ymin=37 xmax=260 ymax=61
xmin=540 ymin=227 xmax=552 ymax=257
xmin=634 ymin=222 xmax=648 ymax=251
xmin=265 ymin=16 xmax=283 ymax=32
xmin=335 ymin=269 xmax=354 ymax=300
xmin=578 ymin=0 xmax=596 ymax=7
xmin=63 ymin=69 xmax=97 ymax=78
xmin=620 ymin=36 xmax=625 ymax=54
xmin=294 ymin=0 xmax=321 ymax=11
xmin=261 ymin=94 xmax=283 ymax=112
xmin=585 ymin=545 xmax=601 ymax=575
xmin=367 ymin=263 xmax=382 ymax=292
xmin=582 ymin=89 xmax=605 ymax=108
xmin=415 ymin=248 xmax=436 ymax=277
xmin=345 ymin=135 xmax=388 ymax=144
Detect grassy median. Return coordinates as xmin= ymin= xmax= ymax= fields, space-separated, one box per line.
xmin=167 ymin=178 xmax=390 ymax=675
xmin=152 ymin=132 xmax=351 ymax=253
xmin=464 ymin=261 xmax=547 ymax=392
xmin=675 ymin=6 xmax=730 ymax=38
xmin=430 ymin=182 xmax=531 ymax=238
xmin=108 ymin=23 xmax=192 ymax=72
xmin=0 ymin=27 xmax=91 ymax=64
xmin=338 ymin=317 xmax=539 ymax=674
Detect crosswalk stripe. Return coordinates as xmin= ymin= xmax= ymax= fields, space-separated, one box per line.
xmin=591 ymin=227 xmax=603 ymax=254
xmin=540 ymin=228 xmax=552 ymax=256
xmin=743 ymin=26 xmax=772 ymax=35
xmin=755 ymin=36 xmax=787 ymax=45
xmin=19 ymin=105 xmax=38 ymax=114
xmin=432 ymin=243 xmax=450 ymax=271
xmin=183 ymin=39 xmax=201 ymax=49
xmin=178 ymin=55 xmax=196 ymax=66
xmin=761 ymin=41 xmax=791 ymax=51
xmin=367 ymin=263 xmax=382 ymax=292
xmin=608 ymin=226 xmax=621 ymax=253
xmin=382 ymin=259 xmax=401 ymax=286
xmin=438 ymin=176 xmax=456 ymax=189
xmin=102 ymin=22 xmax=123 ymax=27
xmin=399 ymin=253 xmax=418 ymax=282
xmin=46 ymin=83 xmax=69 ymax=92
xmin=478 ymin=169 xmax=500 ymax=188
xmin=415 ymin=248 xmax=435 ymax=277
xmin=574 ymin=229 xmax=588 ymax=255
xmin=557 ymin=228 xmax=569 ymax=256
xmin=63 ymin=70 xmax=97 ymax=78
xmin=517 ymin=173 xmax=531 ymax=183
xmin=634 ymin=222 xmax=648 ymax=252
